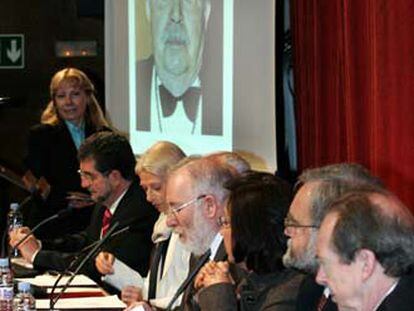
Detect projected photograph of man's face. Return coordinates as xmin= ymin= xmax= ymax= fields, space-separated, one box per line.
xmin=150 ymin=0 xmax=211 ymax=98
xmin=131 ymin=0 xmax=232 ymax=156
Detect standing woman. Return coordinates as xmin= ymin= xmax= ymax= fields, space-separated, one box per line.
xmin=23 ymin=68 xmax=111 ymax=239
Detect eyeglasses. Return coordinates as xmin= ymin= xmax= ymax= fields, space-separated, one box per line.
xmin=217 ymin=216 xmax=230 ymax=228
xmin=78 ymin=169 xmax=110 ymax=182
xmin=168 ymin=194 xmax=207 ymax=216
xmin=283 ymin=216 xmax=319 ymax=229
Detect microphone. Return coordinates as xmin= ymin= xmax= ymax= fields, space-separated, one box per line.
xmin=12 ymin=207 xmax=74 ymax=250
xmin=0 ymin=165 xmax=32 ymax=193
xmin=49 ymin=222 xmax=120 ymax=310
xmin=165 ymin=249 xmax=211 ymax=311
xmin=47 ymin=223 xmax=132 ymax=304
xmin=70 ymin=225 xmax=131 ymax=261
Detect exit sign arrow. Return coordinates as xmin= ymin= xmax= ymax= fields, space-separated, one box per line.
xmin=7 ymin=40 xmax=21 ymax=63
xmin=0 ymin=34 xmax=24 ymax=69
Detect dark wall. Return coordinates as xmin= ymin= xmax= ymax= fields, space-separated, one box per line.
xmin=0 ymin=0 xmax=104 ymax=232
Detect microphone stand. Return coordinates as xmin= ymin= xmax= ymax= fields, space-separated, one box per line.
xmin=12 ymin=208 xmax=73 ymax=251
xmin=165 ymin=249 xmax=211 ymax=311
xmin=0 ymin=164 xmax=31 ymax=193
xmin=47 ymin=225 xmax=130 ymax=303
xmin=49 ymin=222 xmax=120 ymax=310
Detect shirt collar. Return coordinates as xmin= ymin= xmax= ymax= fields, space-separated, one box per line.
xmin=65 ymin=119 xmax=85 ymax=132
xmin=209 ymin=232 xmax=224 ymax=260
xmin=107 ymin=187 xmax=128 ymax=215
xmin=154 ymin=68 xmax=201 ymax=90
xmin=373 ymin=279 xmax=399 ymax=311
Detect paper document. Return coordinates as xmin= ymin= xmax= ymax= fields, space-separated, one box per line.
xmin=102 ymin=258 xmax=144 ymax=290
xmin=36 ymin=295 xmax=126 ymax=309
xmin=17 ymin=274 xmax=97 ymax=287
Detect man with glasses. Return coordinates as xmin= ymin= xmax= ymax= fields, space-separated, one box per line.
xmin=165 ymin=156 xmax=234 ymax=310
xmin=10 ymin=132 xmax=157 ymax=286
xmin=282 ymin=163 xmax=383 ymax=311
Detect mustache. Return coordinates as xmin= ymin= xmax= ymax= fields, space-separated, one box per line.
xmin=162 ymin=24 xmax=189 ymax=46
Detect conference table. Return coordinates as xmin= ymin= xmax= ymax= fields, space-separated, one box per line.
xmin=12 ymin=259 xmax=126 ymax=310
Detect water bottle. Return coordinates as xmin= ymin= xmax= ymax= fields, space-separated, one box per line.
xmin=13 ymin=282 xmax=36 ymax=311
xmin=7 ymin=203 xmax=23 ymax=258
xmin=0 ymin=258 xmax=13 ymax=311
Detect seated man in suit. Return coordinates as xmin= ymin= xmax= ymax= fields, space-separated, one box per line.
xmin=316 ymin=190 xmax=414 ymax=311
xmin=164 ymin=156 xmax=235 ymax=310
xmin=10 ymin=132 xmax=158 ymax=284
xmin=123 ymin=156 xmax=233 ymax=311
xmin=282 ymin=163 xmax=383 ymax=311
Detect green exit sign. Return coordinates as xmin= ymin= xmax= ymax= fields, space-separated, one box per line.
xmin=0 ymin=34 xmax=24 ymax=69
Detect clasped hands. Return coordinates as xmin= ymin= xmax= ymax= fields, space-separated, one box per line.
xmin=194 ymin=261 xmax=232 ymax=291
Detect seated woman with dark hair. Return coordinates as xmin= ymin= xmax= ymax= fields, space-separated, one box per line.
xmin=195 ymin=172 xmax=304 ymax=310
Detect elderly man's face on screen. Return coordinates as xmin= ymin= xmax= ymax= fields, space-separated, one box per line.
xmin=149 ymin=0 xmax=211 ymax=97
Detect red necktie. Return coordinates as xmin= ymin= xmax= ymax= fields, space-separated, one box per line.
xmin=101 ymin=207 xmax=112 ymax=237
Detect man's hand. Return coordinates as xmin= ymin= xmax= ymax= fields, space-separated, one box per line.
xmin=95 ymin=251 xmax=115 ymax=275
xmin=121 ymin=285 xmax=143 ymax=306
xmin=9 ymin=226 xmax=30 ymax=247
xmin=9 ymin=227 xmax=41 ymax=263
xmin=195 ymin=261 xmax=231 ymax=290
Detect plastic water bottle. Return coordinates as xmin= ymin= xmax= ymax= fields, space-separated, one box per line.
xmin=7 ymin=203 xmax=23 ymax=258
xmin=0 ymin=258 xmax=13 ymax=311
xmin=13 ymin=282 xmax=36 ymax=311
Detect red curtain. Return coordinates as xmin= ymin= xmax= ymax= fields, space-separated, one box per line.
xmin=291 ymin=0 xmax=414 ymax=208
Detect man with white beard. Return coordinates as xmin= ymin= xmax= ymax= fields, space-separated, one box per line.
xmin=165 ymin=157 xmax=233 ymax=310
xmin=282 ymin=163 xmax=383 ymax=311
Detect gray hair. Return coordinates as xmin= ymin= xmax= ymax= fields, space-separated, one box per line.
xmin=298 ymin=163 xmax=384 ymax=226
xmin=329 ymin=191 xmax=414 ymax=277
xmin=136 ymin=141 xmax=186 ymax=178
xmin=205 ymin=151 xmax=251 ymax=175
xmin=169 ymin=157 xmax=233 ymax=206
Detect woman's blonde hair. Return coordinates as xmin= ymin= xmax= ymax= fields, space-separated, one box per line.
xmin=41 ymin=68 xmax=109 ymax=128
xmin=136 ymin=141 xmax=186 ymax=178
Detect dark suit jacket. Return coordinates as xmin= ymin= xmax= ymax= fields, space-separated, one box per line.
xmin=198 ymin=269 xmax=304 ymax=311
xmin=24 ymin=121 xmax=108 ymax=238
xmin=295 ymin=275 xmax=337 ymax=311
xmin=178 ymin=240 xmax=227 ymax=311
xmin=33 ymin=179 xmax=158 ymax=283
xmin=377 ymin=272 xmax=414 ymax=311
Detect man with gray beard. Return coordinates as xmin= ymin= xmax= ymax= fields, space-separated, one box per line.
xmin=165 ymin=156 xmax=233 ymax=310
xmin=282 ymin=163 xmax=383 ymax=311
